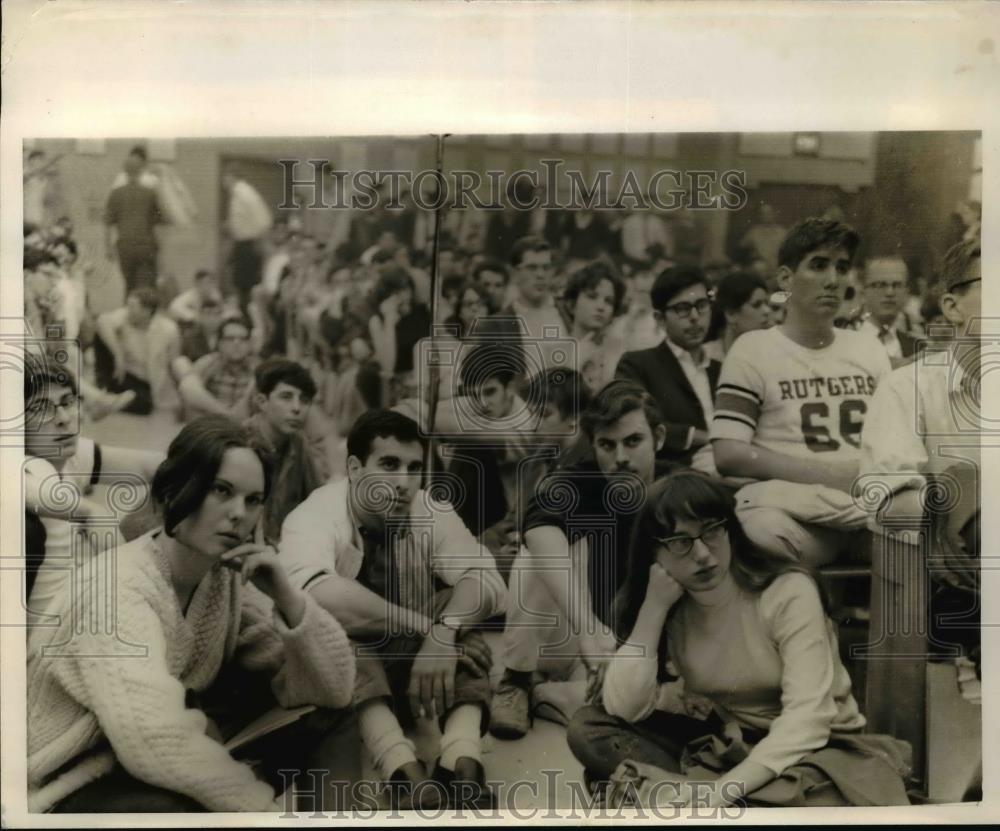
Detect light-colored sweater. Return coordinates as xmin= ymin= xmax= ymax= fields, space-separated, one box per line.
xmin=27 ymin=529 xmax=356 ymax=813
xmin=603 ymin=572 xmax=865 ymax=775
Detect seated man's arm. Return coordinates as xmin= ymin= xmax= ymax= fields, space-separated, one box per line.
xmin=177 ymin=355 xmax=230 ymax=417
xmin=713 ymin=438 xmax=858 ymax=493
xmin=95 ymin=310 xmax=126 ymax=376
xmin=280 ymin=494 xmax=433 ymax=638
xmin=307 ymin=574 xmax=433 ymax=638
xmin=858 ymin=369 xmax=929 ymax=530
xmin=711 ymin=345 xmax=858 ymax=492
xmin=97 ymin=445 xmax=165 ymax=485
xmin=167 ymin=291 xmax=198 ymax=324
xmin=522 ymin=525 xmax=615 ymax=650
xmin=428 ymin=504 xmax=508 ymax=626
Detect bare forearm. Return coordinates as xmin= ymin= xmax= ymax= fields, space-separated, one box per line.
xmin=307 ymin=576 xmax=432 ymax=638
xmin=438 ymin=572 xmax=500 ymax=628
xmin=713 ymin=439 xmax=857 ymax=491
xmin=96 ymin=318 xmax=122 ymax=357
xmin=524 ymin=527 xmax=599 ymax=636
xmin=177 ymin=374 xmax=230 ymax=417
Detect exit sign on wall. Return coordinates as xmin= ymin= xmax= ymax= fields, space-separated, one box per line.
xmin=793 ymin=132 xmax=821 ymax=156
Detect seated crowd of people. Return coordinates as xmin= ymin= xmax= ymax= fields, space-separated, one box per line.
xmin=22 ymin=199 xmax=982 ymax=813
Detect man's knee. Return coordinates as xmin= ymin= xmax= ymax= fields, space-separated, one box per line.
xmin=351 ymin=650 xmax=393 ymax=708
xmin=738 ymin=506 xmax=826 ymax=564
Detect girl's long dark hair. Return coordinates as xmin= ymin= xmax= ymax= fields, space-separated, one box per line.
xmin=151 ymin=415 xmax=273 ymax=537
xmin=444 ymin=280 xmax=490 ymax=339
xmin=706 ymin=271 xmax=767 ymax=342
xmin=613 ymin=471 xmax=829 ymax=679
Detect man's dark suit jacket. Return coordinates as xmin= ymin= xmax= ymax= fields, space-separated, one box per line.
xmin=615 ymin=340 xmax=721 ymax=466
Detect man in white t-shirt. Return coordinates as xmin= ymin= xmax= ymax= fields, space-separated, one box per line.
xmin=712 ymin=218 xmax=891 ymax=566
xmin=23 ymin=366 xmax=163 ymax=623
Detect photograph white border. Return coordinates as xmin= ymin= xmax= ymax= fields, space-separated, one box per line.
xmin=2 ymin=0 xmax=997 ymax=825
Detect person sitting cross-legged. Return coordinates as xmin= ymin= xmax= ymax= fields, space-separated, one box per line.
xmin=279 ymin=410 xmax=508 ymax=809
xmin=567 ymin=471 xmax=912 ymax=808
xmin=490 ymin=381 xmax=677 ymax=740
xmin=174 ymin=313 xmax=258 ymax=422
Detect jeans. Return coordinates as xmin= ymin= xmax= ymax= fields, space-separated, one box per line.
xmin=567 ymin=704 xmax=727 ymax=779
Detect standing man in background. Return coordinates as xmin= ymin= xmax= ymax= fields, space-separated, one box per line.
xmin=222 ymin=162 xmax=273 ymax=311
xmin=104 ymin=146 xmax=164 ymax=292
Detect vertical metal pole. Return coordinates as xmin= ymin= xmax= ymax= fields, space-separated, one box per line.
xmin=423 ymin=134 xmax=448 ymax=487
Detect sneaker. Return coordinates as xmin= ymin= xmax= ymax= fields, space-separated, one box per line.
xmin=489 ymin=679 xmax=531 ymax=740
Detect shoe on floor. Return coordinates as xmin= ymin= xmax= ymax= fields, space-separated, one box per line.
xmin=489 ymin=679 xmax=531 ymax=740
xmin=432 ymin=757 xmax=496 ymax=810
xmin=532 ymin=679 xmax=587 ymax=727
xmin=384 ymin=760 xmax=444 ymax=811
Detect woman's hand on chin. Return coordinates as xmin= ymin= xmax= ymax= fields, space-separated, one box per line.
xmin=646 ymin=562 xmax=685 ymax=611
xmin=220 ymin=543 xmax=306 ymax=626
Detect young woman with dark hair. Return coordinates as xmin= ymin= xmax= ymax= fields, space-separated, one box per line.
xmin=703 ymin=271 xmax=772 ymax=362
xmin=28 ymin=416 xmax=359 ymax=813
xmin=567 ymin=471 xmax=911 ymax=808
xmin=562 ymin=260 xmax=628 ymax=394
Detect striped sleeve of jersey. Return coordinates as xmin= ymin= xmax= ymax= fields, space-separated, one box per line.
xmin=711 ymin=344 xmax=764 ymax=443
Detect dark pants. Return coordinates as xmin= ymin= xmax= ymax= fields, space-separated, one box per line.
xmin=567 ymin=704 xmax=727 ymax=779
xmin=352 ymin=590 xmax=492 ymax=734
xmin=54 ymin=658 xmax=363 ymax=815
xmin=52 ymin=707 xmax=360 ymax=813
xmin=231 ymin=239 xmax=263 ymax=311
xmin=116 ymin=243 xmax=158 ymax=292
xmin=93 ymin=332 xmax=153 ymax=415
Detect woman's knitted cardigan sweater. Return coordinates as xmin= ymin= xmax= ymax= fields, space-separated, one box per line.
xmin=27 ymin=529 xmax=356 ymax=812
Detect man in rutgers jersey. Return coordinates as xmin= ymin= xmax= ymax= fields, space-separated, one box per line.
xmin=711 ymin=218 xmax=891 ymax=567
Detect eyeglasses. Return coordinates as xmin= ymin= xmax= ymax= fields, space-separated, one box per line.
xmin=654 ymin=519 xmax=728 ymax=557
xmin=664 ymin=298 xmax=712 ymax=318
xmin=26 ymin=394 xmax=78 ymax=424
xmin=219 ymin=334 xmax=251 ymax=342
xmin=866 ymin=281 xmax=906 ymax=292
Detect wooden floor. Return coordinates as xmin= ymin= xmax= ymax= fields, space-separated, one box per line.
xmin=86 ymin=408 xmax=983 ymax=808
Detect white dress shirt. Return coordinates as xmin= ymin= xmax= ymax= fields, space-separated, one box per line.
xmin=860 ymin=318 xmax=903 ymax=361
xmin=665 ymin=337 xmax=717 ymax=475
